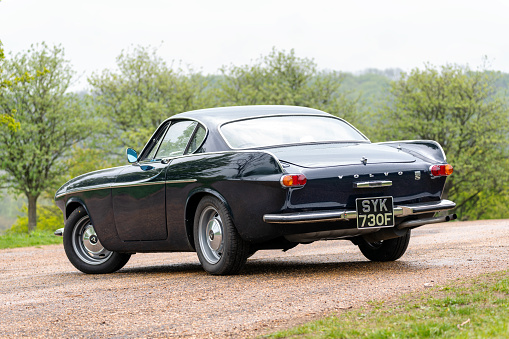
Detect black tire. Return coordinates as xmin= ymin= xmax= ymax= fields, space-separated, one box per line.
xmin=63 ymin=207 xmax=131 ymax=274
xmin=193 ymin=196 xmax=250 ymax=275
xmin=358 ymin=229 xmax=411 ymax=262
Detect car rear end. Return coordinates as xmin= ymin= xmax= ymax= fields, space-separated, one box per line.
xmin=263 ymin=143 xmax=455 ymax=243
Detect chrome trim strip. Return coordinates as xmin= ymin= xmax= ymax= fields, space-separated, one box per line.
xmin=55 ymin=184 xmax=111 ymax=199
xmin=354 ymin=180 xmax=392 ymax=188
xmin=55 ymin=149 xmax=285 ymax=199
xmin=112 ymin=181 xmax=165 ymax=189
xmin=55 ymin=181 xmax=167 ymax=198
xmin=166 ymin=179 xmax=197 ymax=184
xmin=263 ymin=199 xmax=456 ymax=224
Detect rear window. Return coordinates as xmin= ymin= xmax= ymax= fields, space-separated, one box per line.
xmin=220 ymin=115 xmax=367 ymax=149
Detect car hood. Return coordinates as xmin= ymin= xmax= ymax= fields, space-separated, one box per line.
xmin=269 ymin=143 xmax=416 ymax=168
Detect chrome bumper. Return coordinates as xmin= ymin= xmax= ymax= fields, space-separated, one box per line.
xmin=263 ymin=199 xmax=456 ymax=224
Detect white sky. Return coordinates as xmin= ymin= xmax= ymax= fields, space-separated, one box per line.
xmin=1 ymin=0 xmax=508 ymax=90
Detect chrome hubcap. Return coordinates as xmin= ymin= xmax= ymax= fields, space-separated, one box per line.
xmin=206 ymin=218 xmax=223 ymax=251
xmin=199 ymin=206 xmax=224 ymax=264
xmin=72 ymin=216 xmax=112 ymax=265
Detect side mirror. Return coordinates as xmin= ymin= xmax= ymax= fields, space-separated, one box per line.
xmin=126 ymin=148 xmax=138 ymax=163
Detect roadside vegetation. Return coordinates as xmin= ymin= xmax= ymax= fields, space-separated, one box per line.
xmin=0 ymin=230 xmax=61 ymax=249
xmin=269 ymin=270 xmax=509 ymax=338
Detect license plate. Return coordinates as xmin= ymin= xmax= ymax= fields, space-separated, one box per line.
xmin=356 ymin=196 xmax=394 ymax=229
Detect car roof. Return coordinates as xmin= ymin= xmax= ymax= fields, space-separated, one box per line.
xmin=168 ymin=105 xmax=332 ymax=128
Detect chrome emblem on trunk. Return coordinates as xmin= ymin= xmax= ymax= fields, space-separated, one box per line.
xmin=361 ymin=157 xmax=368 ymax=165
xmin=415 ymin=171 xmax=421 ymax=180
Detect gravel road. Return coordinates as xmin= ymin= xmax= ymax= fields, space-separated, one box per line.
xmin=1 ymin=219 xmax=508 ymax=338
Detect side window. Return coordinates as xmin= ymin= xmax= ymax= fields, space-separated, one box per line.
xmin=140 ymin=122 xmax=170 ymax=161
xmin=155 ymin=121 xmax=197 ymax=159
xmin=187 ymin=125 xmax=206 ymax=154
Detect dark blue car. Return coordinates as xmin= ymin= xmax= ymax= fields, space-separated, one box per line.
xmin=55 ymin=105 xmax=455 ymax=275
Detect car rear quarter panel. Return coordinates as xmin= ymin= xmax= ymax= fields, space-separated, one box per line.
xmin=167 ymin=151 xmax=287 ymax=245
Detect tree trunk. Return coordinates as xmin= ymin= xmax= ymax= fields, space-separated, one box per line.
xmin=27 ymin=194 xmax=39 ymax=232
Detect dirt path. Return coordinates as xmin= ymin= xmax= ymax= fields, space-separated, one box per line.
xmin=1 ymin=220 xmax=508 ymax=338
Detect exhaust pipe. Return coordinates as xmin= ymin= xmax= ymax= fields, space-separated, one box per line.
xmin=397 ymin=214 xmax=457 ymax=230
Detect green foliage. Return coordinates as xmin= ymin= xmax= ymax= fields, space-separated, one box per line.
xmin=378 ymin=64 xmax=509 ymax=220
xmin=0 ymin=43 xmax=97 ymax=231
xmin=269 ymin=271 xmax=509 ymax=338
xmin=217 ymin=48 xmax=361 ymax=125
xmin=0 ymin=40 xmax=21 ymax=132
xmin=8 ymin=203 xmax=63 ymax=233
xmin=88 ymin=46 xmax=210 ymax=159
xmin=0 ymin=111 xmax=19 ymax=131
xmin=2 ymin=201 xmax=63 ymax=250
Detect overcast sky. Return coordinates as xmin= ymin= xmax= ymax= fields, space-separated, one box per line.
xmin=1 ymin=0 xmax=508 ymax=90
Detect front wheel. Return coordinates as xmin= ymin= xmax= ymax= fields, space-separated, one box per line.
xmin=194 ymin=196 xmax=250 ymax=275
xmin=358 ymin=230 xmax=411 ymax=262
xmin=63 ymin=207 xmax=131 ymax=274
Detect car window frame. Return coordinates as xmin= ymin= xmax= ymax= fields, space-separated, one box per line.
xmin=138 ymin=118 xmax=208 ymax=163
xmin=138 ymin=121 xmax=171 ymax=162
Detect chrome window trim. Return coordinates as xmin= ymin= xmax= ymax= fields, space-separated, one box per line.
xmin=138 ymin=117 xmax=209 ymax=162
xmin=217 ymin=114 xmax=370 ymax=150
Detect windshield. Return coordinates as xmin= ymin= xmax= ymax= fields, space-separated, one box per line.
xmin=220 ymin=115 xmax=367 ymax=149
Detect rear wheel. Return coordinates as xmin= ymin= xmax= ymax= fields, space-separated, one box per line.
xmin=194 ymin=196 xmax=250 ymax=275
xmin=63 ymin=207 xmax=131 ymax=274
xmin=358 ymin=230 xmax=411 ymax=261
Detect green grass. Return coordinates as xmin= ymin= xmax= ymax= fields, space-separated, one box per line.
xmin=267 ymin=270 xmax=509 ymax=338
xmin=0 ymin=230 xmax=62 ymax=249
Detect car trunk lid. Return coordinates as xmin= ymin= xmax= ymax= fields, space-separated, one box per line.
xmin=270 ymin=143 xmax=416 ymax=168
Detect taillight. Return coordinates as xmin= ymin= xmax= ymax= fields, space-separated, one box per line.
xmin=430 ymin=164 xmax=453 ymax=177
xmin=280 ymin=174 xmax=307 ymax=187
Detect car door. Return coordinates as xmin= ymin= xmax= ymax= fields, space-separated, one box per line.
xmin=112 ymin=120 xmax=202 ymax=241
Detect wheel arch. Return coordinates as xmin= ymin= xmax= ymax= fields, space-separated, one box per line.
xmin=65 ymin=197 xmax=91 ymax=221
xmin=185 ymin=188 xmax=232 ymax=251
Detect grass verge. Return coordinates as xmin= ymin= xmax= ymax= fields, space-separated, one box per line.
xmin=267 ymin=270 xmax=509 ymax=338
xmin=0 ymin=230 xmax=62 ymax=249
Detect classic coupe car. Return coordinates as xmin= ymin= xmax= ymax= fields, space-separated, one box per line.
xmin=55 ymin=105 xmax=455 ymax=275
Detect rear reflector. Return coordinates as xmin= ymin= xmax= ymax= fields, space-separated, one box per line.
xmin=430 ymin=164 xmax=453 ymax=177
xmin=281 ymin=174 xmax=307 ymax=187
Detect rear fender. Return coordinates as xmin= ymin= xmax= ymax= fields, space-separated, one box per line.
xmin=185 ymin=188 xmax=232 ymax=250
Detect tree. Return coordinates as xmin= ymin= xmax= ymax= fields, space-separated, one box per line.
xmin=380 ymin=64 xmax=509 ymax=219
xmin=88 ymin=46 xmax=210 ymax=159
xmin=217 ymin=48 xmax=360 ymax=124
xmin=0 ymin=40 xmax=21 ymax=132
xmin=0 ymin=43 xmax=95 ymax=231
